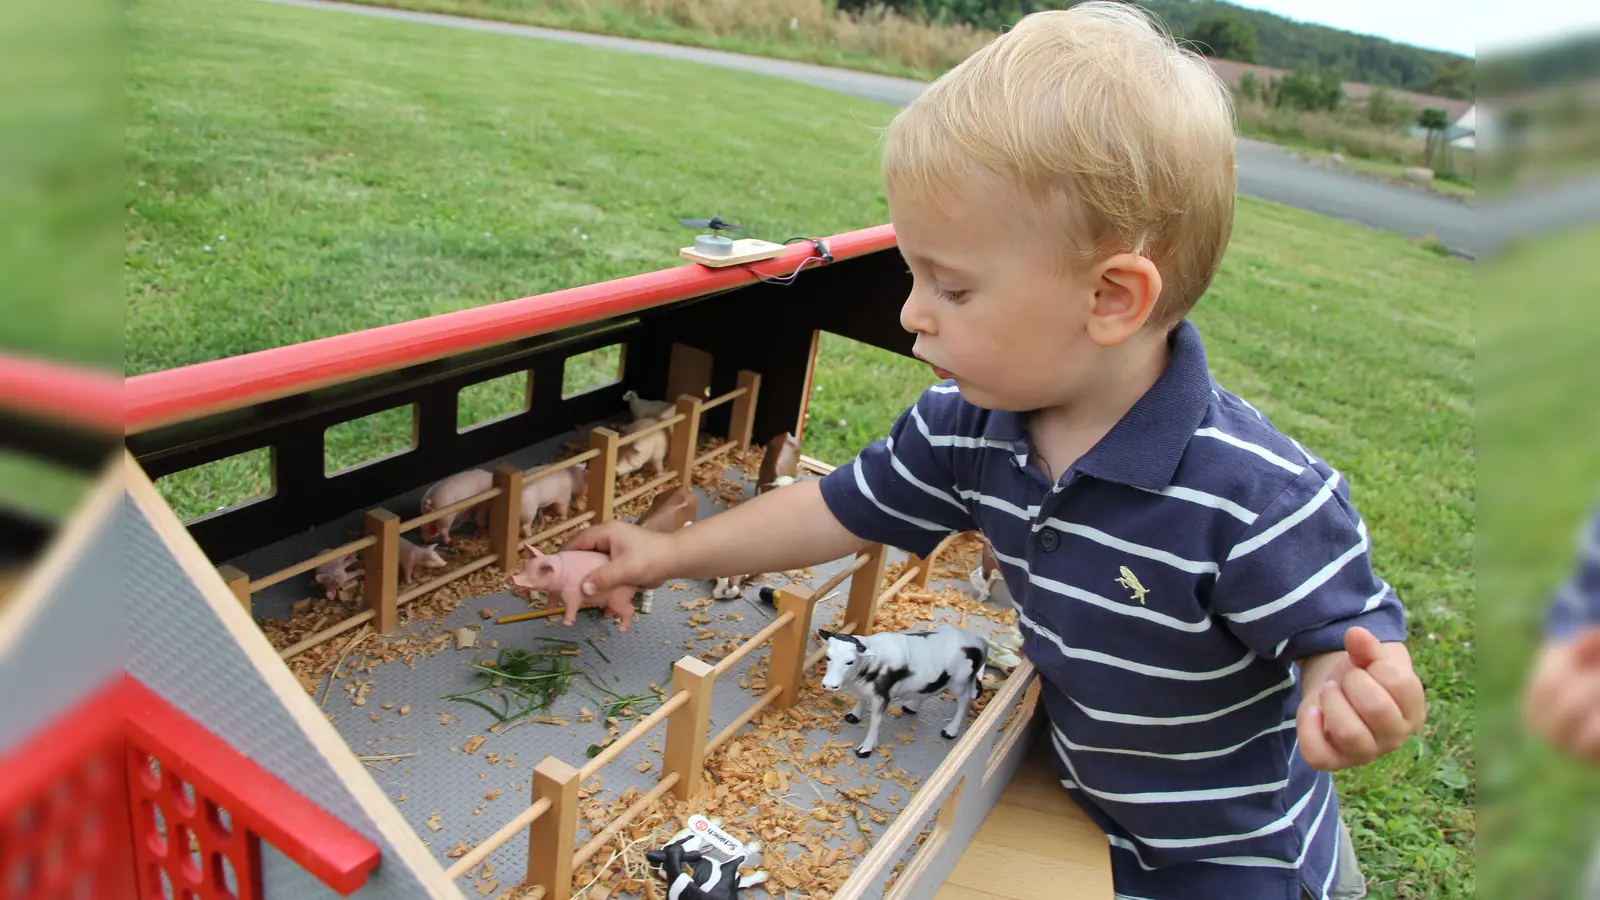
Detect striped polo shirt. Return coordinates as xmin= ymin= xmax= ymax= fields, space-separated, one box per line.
xmin=1548 ymin=506 xmax=1600 ymax=639
xmin=819 ymin=318 xmax=1408 ymax=900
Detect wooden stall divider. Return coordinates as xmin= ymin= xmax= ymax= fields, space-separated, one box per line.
xmin=489 ymin=463 xmax=523 ymax=574
xmin=526 ymin=757 xmax=581 ymax=900
xmin=662 ymin=657 xmax=714 ymax=801
xmin=217 ymin=564 xmax=251 ymax=614
xmin=905 ymin=532 xmax=960 ymax=590
xmin=768 ymin=588 xmax=817 ymax=710
xmin=586 ymin=427 xmax=619 ymax=524
xmin=843 ymin=542 xmax=889 ymax=639
xmin=728 ymin=370 xmax=761 ymax=451
xmin=362 ymin=508 xmax=400 ymax=633
xmin=666 ymin=395 xmax=702 ymax=489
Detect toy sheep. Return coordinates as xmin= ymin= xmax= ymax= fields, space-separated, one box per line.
xmin=816 ymin=624 xmax=987 ymax=758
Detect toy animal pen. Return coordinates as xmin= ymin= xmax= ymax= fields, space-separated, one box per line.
xmin=1 ymin=224 xmax=1046 ymax=900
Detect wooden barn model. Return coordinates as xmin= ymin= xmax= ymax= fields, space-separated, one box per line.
xmin=1 ymin=225 xmax=1114 ymax=899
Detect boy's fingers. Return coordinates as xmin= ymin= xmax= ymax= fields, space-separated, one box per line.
xmin=1576 ymin=714 xmax=1600 ymax=764
xmin=1319 ymin=682 xmax=1377 ymax=764
xmin=1296 ymin=702 xmax=1342 ymax=771
xmin=1338 ymin=667 xmax=1408 ymax=751
xmin=562 ymin=525 xmax=610 ymax=554
xmin=1343 ymin=627 xmax=1383 ymax=669
xmin=1364 ymin=656 xmax=1427 ymax=729
xmin=1549 ymin=673 xmax=1600 ymax=747
xmin=1573 ymin=628 xmax=1600 ymax=668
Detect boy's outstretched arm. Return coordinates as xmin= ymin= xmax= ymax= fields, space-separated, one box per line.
xmin=563 ymin=480 xmax=868 ymax=596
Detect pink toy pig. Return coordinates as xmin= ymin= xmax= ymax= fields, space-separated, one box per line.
xmin=398 ymin=537 xmax=449 ymax=583
xmin=520 ymin=464 xmax=588 ymax=535
xmin=512 ymin=548 xmax=637 ymax=631
xmin=616 ymin=413 xmax=671 ymax=477
xmin=419 ymin=468 xmax=494 ymax=544
xmin=313 ymin=554 xmax=362 ymax=600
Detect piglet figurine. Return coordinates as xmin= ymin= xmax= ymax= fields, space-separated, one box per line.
xmin=512 ymin=548 xmax=637 ymax=631
xmin=633 ymin=487 xmax=696 ymax=614
xmin=313 ymin=554 xmax=362 ymax=601
xmin=616 ymin=412 xmax=671 ymax=477
xmin=397 ymin=537 xmax=449 ymax=584
xmin=520 ymin=464 xmax=588 ymax=536
xmin=419 ymin=469 xmax=494 ymax=544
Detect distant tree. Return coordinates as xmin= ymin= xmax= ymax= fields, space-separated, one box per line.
xmin=1364 ymin=85 xmax=1417 ymax=128
xmin=1418 ymin=106 xmax=1450 ymax=168
xmin=1188 ymin=13 xmax=1261 ymax=64
xmin=1237 ymin=70 xmax=1261 ymax=103
xmin=1271 ymin=66 xmax=1343 ymax=113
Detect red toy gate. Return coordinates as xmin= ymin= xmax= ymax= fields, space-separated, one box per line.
xmin=0 ymin=676 xmax=382 ymax=900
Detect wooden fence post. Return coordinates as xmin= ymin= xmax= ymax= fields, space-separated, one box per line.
xmin=843 ymin=542 xmax=889 ymax=636
xmin=526 ymin=756 xmax=580 ymax=900
xmin=587 ymin=427 xmax=619 ymax=524
xmin=769 ymin=587 xmax=817 ymax=709
xmin=663 ymin=657 xmax=714 ymax=801
xmin=729 ymin=370 xmax=761 ymax=451
xmin=490 ymin=463 xmax=524 ymax=571
xmin=667 ymin=395 xmax=702 ymax=487
xmin=217 ymin=565 xmax=251 ymax=615
xmin=905 ymin=551 xmax=935 ymax=589
xmin=363 ymin=509 xmax=400 ymax=633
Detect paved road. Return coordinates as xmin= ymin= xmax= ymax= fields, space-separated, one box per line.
xmin=262 ymin=0 xmax=1507 ymax=255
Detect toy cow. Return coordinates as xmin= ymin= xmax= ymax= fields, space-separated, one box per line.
xmin=712 ymin=433 xmax=800 ymax=600
xmin=512 ymin=547 xmax=637 ymax=631
xmin=646 ymin=815 xmax=767 ymax=900
xmin=816 ymin=624 xmax=987 ymax=757
xmin=418 ymin=468 xmax=494 ymax=544
xmin=634 ymin=486 xmax=695 ymax=613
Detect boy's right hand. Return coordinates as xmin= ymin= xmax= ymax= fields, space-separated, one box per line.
xmin=561 ymin=520 xmax=677 ymax=597
xmin=1522 ymin=626 xmax=1600 ymax=764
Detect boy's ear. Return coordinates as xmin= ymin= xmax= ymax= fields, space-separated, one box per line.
xmin=1087 ymin=252 xmax=1163 ymax=346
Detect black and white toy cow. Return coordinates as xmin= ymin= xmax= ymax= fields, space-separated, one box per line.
xmin=816 ymin=624 xmax=988 ymax=758
xmin=645 ymin=815 xmax=768 ymax=900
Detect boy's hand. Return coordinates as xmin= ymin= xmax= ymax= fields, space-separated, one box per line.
xmin=1296 ymin=627 xmax=1427 ymax=771
xmin=561 ymin=520 xmax=677 ymax=597
xmin=1522 ymin=627 xmax=1600 ymax=765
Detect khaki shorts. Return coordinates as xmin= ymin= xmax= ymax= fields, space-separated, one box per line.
xmin=1300 ymin=818 xmax=1366 ymax=900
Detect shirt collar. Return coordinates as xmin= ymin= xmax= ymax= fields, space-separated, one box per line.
xmin=981 ymin=318 xmax=1213 ymax=491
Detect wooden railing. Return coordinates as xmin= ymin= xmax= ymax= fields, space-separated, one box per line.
xmin=216 ymin=371 xmax=761 ymax=661
xmin=437 ymin=530 xmax=972 ymax=899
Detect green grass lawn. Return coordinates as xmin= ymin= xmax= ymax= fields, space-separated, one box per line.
xmin=127 ymin=0 xmax=1478 ymax=896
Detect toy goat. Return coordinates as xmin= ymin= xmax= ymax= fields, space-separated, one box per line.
xmin=622 ymin=389 xmax=672 ymax=420
xmin=817 ymin=624 xmax=987 ymax=758
xmin=646 ymin=815 xmax=767 ymax=900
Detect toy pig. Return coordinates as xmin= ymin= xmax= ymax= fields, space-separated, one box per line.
xmin=633 ymin=487 xmax=696 ymax=614
xmin=313 ymin=554 xmax=362 ymax=600
xmin=616 ymin=413 xmax=671 ymax=477
xmin=520 ymin=464 xmax=588 ymax=535
xmin=756 ymin=432 xmax=800 ymax=494
xmin=419 ymin=469 xmax=494 ymax=544
xmin=512 ymin=548 xmax=637 ymax=631
xmin=397 ymin=537 xmax=448 ymax=584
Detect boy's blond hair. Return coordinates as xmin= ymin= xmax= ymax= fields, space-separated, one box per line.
xmin=883 ymin=2 xmax=1237 ymax=325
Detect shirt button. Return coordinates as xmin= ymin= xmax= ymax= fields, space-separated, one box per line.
xmin=1036 ymin=528 xmax=1059 ymax=552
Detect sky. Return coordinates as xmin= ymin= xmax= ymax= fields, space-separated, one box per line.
xmin=1222 ymin=0 xmax=1600 ymax=59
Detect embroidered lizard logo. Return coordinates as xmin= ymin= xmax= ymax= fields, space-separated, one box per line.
xmin=1115 ymin=566 xmax=1148 ymax=604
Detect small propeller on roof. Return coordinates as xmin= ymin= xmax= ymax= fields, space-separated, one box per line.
xmin=677 ymin=215 xmax=744 ymax=236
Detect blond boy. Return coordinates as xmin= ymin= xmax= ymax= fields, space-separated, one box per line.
xmin=569 ymin=5 xmax=1426 ymax=897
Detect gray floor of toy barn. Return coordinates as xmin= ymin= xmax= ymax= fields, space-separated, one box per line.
xmin=223 ymin=425 xmax=1015 ymax=898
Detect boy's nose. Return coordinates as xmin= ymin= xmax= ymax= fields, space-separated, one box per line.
xmin=899 ymin=290 xmax=937 ymax=337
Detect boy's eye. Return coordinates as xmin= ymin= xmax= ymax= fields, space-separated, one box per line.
xmin=933 ymin=284 xmax=968 ymax=302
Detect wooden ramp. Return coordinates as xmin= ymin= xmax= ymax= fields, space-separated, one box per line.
xmin=935 ymin=733 xmax=1115 ymax=900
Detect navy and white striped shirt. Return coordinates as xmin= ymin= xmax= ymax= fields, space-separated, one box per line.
xmin=1547 ymin=506 xmax=1600 ymax=640
xmin=820 ymin=319 xmax=1407 ymax=900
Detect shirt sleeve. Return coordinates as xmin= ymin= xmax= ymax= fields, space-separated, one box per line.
xmin=1546 ymin=507 xmax=1600 ymax=641
xmin=1209 ymin=464 xmax=1407 ymax=661
xmin=817 ymin=387 xmax=980 ymax=558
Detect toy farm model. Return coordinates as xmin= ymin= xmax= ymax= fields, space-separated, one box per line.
xmin=0 ymin=223 xmax=1103 ymax=899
